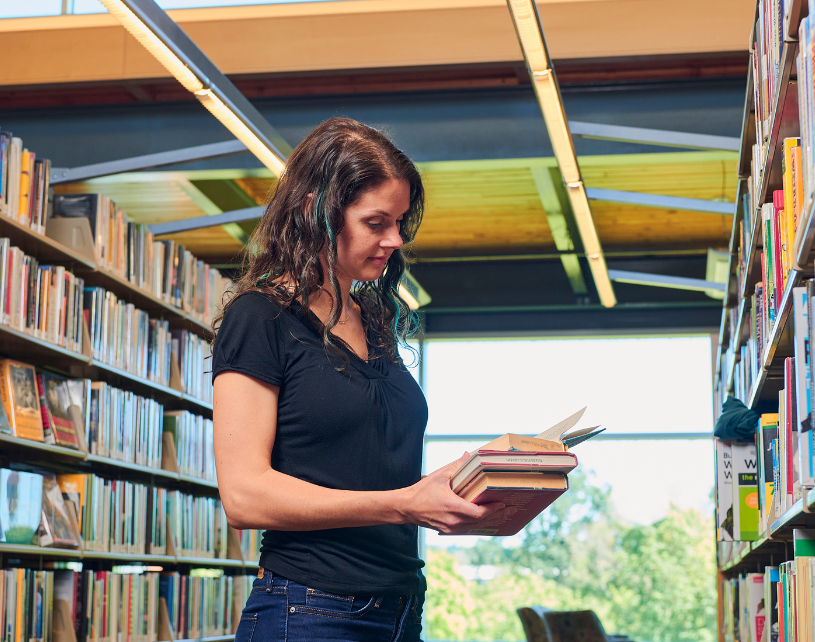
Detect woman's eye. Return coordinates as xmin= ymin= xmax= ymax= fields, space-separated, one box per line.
xmin=368 ymin=222 xmax=383 ymax=229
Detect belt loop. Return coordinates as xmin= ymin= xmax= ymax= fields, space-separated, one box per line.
xmin=286 ymin=578 xmax=307 ymax=605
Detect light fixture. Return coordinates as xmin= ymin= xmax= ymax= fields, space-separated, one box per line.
xmin=532 ymin=72 xmax=580 ymax=184
xmin=98 ymin=0 xmax=287 ymax=177
xmin=195 ymin=90 xmax=286 ymax=177
xmin=100 ymin=0 xmax=203 ymax=93
xmin=507 ymin=0 xmax=550 ymax=72
xmin=566 ymin=181 xmax=616 ymax=307
xmin=506 ymin=0 xmax=616 ymax=307
xmin=399 ymin=273 xmax=432 ymax=311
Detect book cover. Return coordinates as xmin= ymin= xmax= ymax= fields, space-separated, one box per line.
xmin=34 ymin=373 xmax=56 ymax=446
xmin=786 ymin=358 xmax=802 ymax=502
xmin=39 ymin=372 xmax=79 ymax=450
xmin=55 ymin=474 xmax=86 ymax=530
xmin=52 ymin=194 xmax=102 ymax=264
xmin=748 ymin=573 xmax=766 ymax=642
xmin=451 ymin=450 xmax=578 ymax=495
xmin=733 ymin=442 xmax=759 ymax=541
xmin=457 ymin=472 xmax=569 ymax=536
xmin=38 ymin=474 xmax=79 ymax=549
xmin=0 ymin=359 xmax=44 ymax=442
xmin=0 ymin=392 xmax=11 ymax=435
xmin=717 ymin=440 xmax=735 ymax=541
xmin=760 ymin=414 xmax=780 ymax=529
xmin=766 ymin=566 xmax=780 ymax=642
xmin=0 ymin=469 xmax=43 ymax=545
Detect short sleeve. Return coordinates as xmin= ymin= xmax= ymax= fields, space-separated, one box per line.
xmin=212 ymin=292 xmax=287 ymax=387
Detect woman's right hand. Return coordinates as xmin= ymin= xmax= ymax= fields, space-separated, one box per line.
xmin=397 ymin=452 xmax=517 ymax=534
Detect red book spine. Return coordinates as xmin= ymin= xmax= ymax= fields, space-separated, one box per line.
xmin=773 ymin=190 xmax=785 ymax=295
xmin=35 ymin=373 xmax=52 ymax=434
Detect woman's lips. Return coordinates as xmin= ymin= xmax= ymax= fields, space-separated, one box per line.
xmin=369 ymin=256 xmax=388 ymax=265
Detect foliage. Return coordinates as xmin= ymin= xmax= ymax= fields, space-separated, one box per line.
xmin=424 ymin=469 xmax=717 ymax=642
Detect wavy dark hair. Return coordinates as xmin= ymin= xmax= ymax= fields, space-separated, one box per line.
xmin=212 ymin=117 xmax=424 ymax=368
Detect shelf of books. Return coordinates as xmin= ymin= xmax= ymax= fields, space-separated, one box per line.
xmin=0 ymin=132 xmax=262 ymax=642
xmin=710 ymin=1 xmax=815 ymax=641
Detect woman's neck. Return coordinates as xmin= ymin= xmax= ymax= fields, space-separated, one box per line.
xmin=310 ymin=277 xmax=356 ymax=324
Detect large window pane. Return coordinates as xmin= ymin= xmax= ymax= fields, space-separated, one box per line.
xmin=423 ymin=438 xmax=716 ymax=642
xmin=424 ymin=336 xmax=713 ymax=436
xmin=0 ymin=0 xmax=61 ymax=18
xmin=69 ymin=0 xmax=356 ymax=13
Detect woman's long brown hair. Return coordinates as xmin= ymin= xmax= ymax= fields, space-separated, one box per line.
xmin=211 ymin=117 xmax=425 ymax=367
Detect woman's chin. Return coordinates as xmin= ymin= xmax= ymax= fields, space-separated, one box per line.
xmin=353 ymin=267 xmax=387 ymax=282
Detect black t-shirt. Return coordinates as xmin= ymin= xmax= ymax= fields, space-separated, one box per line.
xmin=211 ymin=291 xmax=428 ymax=595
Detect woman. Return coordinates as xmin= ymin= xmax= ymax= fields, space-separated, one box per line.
xmin=212 ymin=117 xmax=512 ymax=642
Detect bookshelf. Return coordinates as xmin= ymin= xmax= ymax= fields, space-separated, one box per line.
xmin=713 ymin=0 xmax=815 ymax=640
xmin=0 ymin=140 xmax=255 ymax=642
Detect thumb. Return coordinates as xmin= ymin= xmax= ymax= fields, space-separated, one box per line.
xmin=445 ymin=451 xmax=471 ymax=478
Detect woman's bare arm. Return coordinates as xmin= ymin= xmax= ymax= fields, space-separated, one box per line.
xmin=214 ymin=371 xmax=514 ymax=534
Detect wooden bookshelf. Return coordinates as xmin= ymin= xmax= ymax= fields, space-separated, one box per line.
xmin=0 ymin=215 xmax=95 ymax=269
xmin=0 ymin=543 xmax=246 ymax=569
xmin=0 ymin=212 xmax=214 ymax=337
xmin=0 ymin=210 xmax=231 ymax=570
xmin=719 ymin=486 xmax=815 ymax=576
xmin=713 ymin=5 xmax=815 ymax=609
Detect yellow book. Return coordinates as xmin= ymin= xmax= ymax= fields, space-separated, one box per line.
xmin=17 ymin=150 xmax=32 ymax=226
xmin=15 ymin=568 xmax=23 ymax=642
xmin=792 ymin=145 xmax=804 ymax=234
xmin=782 ymin=138 xmax=800 ymax=270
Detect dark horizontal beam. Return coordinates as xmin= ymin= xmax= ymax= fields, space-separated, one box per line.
xmin=149 ymin=205 xmax=264 ymax=236
xmin=0 ymin=53 xmax=748 ymax=110
xmin=570 ymin=120 xmax=741 ymax=151
xmin=422 ymin=302 xmax=720 ymax=334
xmin=415 ymin=248 xmax=710 ymax=263
xmin=609 ymin=269 xmax=725 ymax=292
xmin=50 ymin=140 xmax=248 ymax=184
xmin=586 ymin=187 xmax=735 ymax=214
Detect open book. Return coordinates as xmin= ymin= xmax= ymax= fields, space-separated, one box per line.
xmin=480 ymin=406 xmax=605 ymax=453
xmin=449 ymin=408 xmax=604 ymax=536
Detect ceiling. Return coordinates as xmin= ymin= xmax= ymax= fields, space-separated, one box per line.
xmin=0 ymin=0 xmax=754 ymax=334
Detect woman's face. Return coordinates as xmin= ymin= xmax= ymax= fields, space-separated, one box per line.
xmin=334 ymin=177 xmax=410 ymax=283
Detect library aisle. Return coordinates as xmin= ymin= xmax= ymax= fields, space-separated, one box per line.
xmin=0 ymin=0 xmax=790 ymax=641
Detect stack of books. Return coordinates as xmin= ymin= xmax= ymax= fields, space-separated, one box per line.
xmin=721 ymin=529 xmax=815 ymax=642
xmin=52 ymin=193 xmax=232 ymax=325
xmin=0 ymin=132 xmax=51 ymax=234
xmin=450 ymin=408 xmax=604 ymax=535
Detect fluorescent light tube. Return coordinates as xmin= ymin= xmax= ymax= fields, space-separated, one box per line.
xmin=506 ymin=0 xmax=615 ymax=307
xmin=98 ymin=0 xmax=203 ymax=93
xmin=398 ymin=273 xmax=432 ymax=310
xmin=195 ymin=89 xmax=286 ymax=177
xmin=506 ymin=0 xmax=550 ymax=72
xmin=567 ymin=181 xmax=616 ymax=307
xmin=533 ymin=72 xmax=580 ymax=184
xmin=99 ymin=0 xmax=286 ymax=177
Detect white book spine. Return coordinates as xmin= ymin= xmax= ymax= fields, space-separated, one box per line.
xmin=717 ymin=440 xmax=734 ymax=541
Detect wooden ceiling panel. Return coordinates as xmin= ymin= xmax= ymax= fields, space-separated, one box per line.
xmin=582 ymin=159 xmax=739 ymax=200
xmin=413 ymin=168 xmax=556 ymax=257
xmin=592 ymin=202 xmax=733 ymax=250
xmin=47 ymin=153 xmax=739 ymax=262
xmin=54 ymin=179 xmax=210 ymax=224
xmin=154 ymin=228 xmax=245 ymax=261
xmin=234 ymin=177 xmax=276 ymax=206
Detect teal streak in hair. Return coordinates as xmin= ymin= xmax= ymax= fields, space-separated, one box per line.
xmin=316 ymin=189 xmax=335 ymax=243
xmin=388 ymin=285 xmax=401 ymax=335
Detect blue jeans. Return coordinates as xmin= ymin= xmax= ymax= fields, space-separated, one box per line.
xmin=236 ymin=569 xmax=424 ymax=642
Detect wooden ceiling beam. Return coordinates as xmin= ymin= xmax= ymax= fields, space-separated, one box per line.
xmin=0 ymin=52 xmax=748 ymax=110
xmin=0 ymin=0 xmax=754 ymax=88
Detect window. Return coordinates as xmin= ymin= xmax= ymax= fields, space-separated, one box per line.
xmin=421 ymin=335 xmax=716 ymax=642
xmin=0 ymin=0 xmax=355 ymax=18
